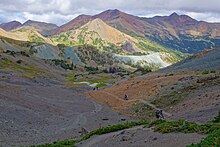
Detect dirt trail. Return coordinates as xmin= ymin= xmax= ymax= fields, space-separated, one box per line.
xmin=99 ymin=91 xmax=172 ymax=117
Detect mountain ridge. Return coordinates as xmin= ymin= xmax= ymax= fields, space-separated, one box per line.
xmin=0 ymin=21 xmax=22 ymax=31
xmin=48 ymin=10 xmax=220 ymax=53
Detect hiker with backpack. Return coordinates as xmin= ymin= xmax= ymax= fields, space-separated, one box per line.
xmin=124 ymin=94 xmax=128 ymax=100
xmin=156 ymin=110 xmax=164 ymax=119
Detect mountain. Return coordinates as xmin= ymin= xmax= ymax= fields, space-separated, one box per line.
xmin=51 ymin=9 xmax=152 ymax=37
xmin=162 ymin=48 xmax=220 ymax=71
xmin=0 ymin=21 xmax=22 ymax=31
xmin=0 ymin=27 xmax=54 ymax=45
xmin=142 ymin=13 xmax=220 ymax=53
xmin=94 ymin=10 xmax=220 ymax=53
xmin=93 ymin=9 xmax=153 ymax=36
xmin=52 ymin=18 xmax=141 ymax=52
xmin=51 ymin=18 xmax=183 ymax=67
xmin=50 ymin=15 xmax=92 ymax=35
xmin=51 ymin=10 xmax=220 ymax=54
xmin=22 ymin=20 xmax=58 ymax=36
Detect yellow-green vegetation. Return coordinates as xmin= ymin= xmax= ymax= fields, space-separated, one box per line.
xmin=51 ymin=29 xmax=124 ymax=54
xmin=65 ymin=73 xmax=115 ymax=88
xmin=29 ymin=35 xmax=44 ymax=43
xmin=0 ymin=58 xmax=49 ymax=78
xmin=50 ymin=31 xmax=75 ymax=46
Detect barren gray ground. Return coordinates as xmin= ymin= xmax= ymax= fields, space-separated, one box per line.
xmin=77 ymin=126 xmax=205 ymax=147
xmin=0 ymin=75 xmax=130 ymax=147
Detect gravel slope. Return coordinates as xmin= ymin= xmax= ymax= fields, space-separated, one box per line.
xmin=0 ymin=77 xmax=130 ymax=147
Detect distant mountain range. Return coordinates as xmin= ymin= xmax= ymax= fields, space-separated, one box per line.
xmin=0 ymin=20 xmax=58 ymax=36
xmin=49 ymin=9 xmax=220 ymax=53
xmin=1 ymin=9 xmax=220 ymax=70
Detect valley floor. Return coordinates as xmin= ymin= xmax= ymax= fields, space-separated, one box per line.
xmin=0 ymin=74 xmax=130 ymax=147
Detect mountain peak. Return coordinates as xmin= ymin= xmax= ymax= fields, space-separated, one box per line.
xmin=93 ymin=9 xmax=124 ymax=21
xmin=0 ymin=21 xmax=22 ymax=31
xmin=103 ymin=9 xmax=121 ymax=13
xmin=165 ymin=12 xmax=197 ymax=26
xmin=23 ymin=20 xmax=35 ymax=24
xmin=86 ymin=18 xmax=107 ymax=27
xmin=170 ymin=12 xmax=179 ymax=17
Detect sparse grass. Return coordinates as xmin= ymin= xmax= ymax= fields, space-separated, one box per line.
xmin=64 ymin=83 xmax=88 ymax=88
xmin=30 ymin=140 xmax=78 ymax=147
xmin=151 ymin=84 xmax=198 ymax=108
xmin=129 ymin=103 xmax=155 ymax=120
xmin=65 ymin=73 xmax=115 ymax=88
xmin=202 ymin=70 xmax=210 ymax=74
xmin=152 ymin=119 xmax=218 ymax=134
xmin=30 ymin=120 xmax=148 ymax=147
xmin=0 ymin=58 xmax=49 ymax=78
xmin=80 ymin=121 xmax=147 ymax=141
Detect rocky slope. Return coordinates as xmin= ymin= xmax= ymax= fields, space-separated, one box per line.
xmin=0 ymin=27 xmax=54 ymax=45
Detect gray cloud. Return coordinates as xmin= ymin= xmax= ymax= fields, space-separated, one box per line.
xmin=0 ymin=0 xmax=220 ymax=25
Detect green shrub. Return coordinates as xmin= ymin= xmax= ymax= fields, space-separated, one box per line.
xmin=152 ymin=119 xmax=218 ymax=134
xmin=202 ymin=70 xmax=209 ymax=74
xmin=187 ymin=129 xmax=220 ymax=147
xmin=80 ymin=121 xmax=147 ymax=141
xmin=212 ymin=111 xmax=220 ymax=123
xmin=210 ymin=70 xmax=216 ymax=73
xmin=16 ymin=60 xmax=22 ymax=64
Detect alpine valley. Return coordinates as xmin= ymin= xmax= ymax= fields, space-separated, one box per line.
xmin=0 ymin=9 xmax=219 ymax=147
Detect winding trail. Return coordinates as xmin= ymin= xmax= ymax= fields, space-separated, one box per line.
xmin=98 ymin=91 xmax=172 ymax=117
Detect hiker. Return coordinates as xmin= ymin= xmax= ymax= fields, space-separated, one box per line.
xmin=96 ymin=86 xmax=98 ymax=90
xmin=93 ymin=87 xmax=96 ymax=91
xmin=159 ymin=110 xmax=164 ymax=119
xmin=156 ymin=110 xmax=160 ymax=119
xmin=156 ymin=110 xmax=164 ymax=119
xmin=124 ymin=94 xmax=128 ymax=100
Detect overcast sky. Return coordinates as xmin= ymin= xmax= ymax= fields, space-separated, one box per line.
xmin=1 ymin=0 xmax=220 ymax=25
